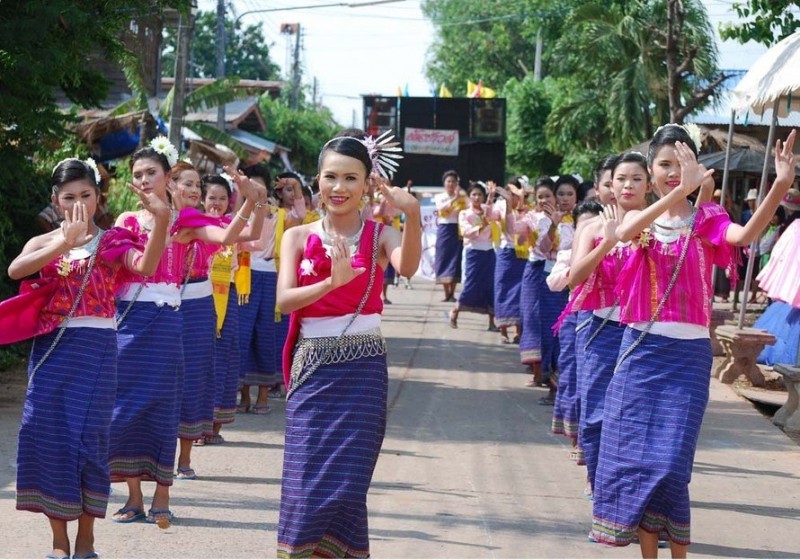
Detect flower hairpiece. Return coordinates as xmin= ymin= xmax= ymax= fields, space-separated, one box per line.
xmin=360 ymin=130 xmax=403 ymax=179
xmin=655 ymin=123 xmax=702 ymax=154
xmin=149 ymin=135 xmax=179 ymax=167
xmin=85 ymin=158 xmax=102 ymax=184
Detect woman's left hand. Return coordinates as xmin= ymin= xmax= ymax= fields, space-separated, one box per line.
xmin=223 ymin=166 xmax=254 ymax=200
xmin=379 ymin=181 xmax=420 ymax=215
xmin=774 ymin=129 xmax=797 ymax=188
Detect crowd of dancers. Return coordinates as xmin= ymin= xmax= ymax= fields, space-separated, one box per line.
xmin=433 ymin=124 xmax=797 ymax=558
xmin=5 ymin=121 xmax=797 ymax=559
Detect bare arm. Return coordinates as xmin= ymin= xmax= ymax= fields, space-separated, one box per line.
xmin=381 ymin=183 xmax=422 ymax=278
xmin=616 ymin=141 xmax=712 ymax=242
xmin=725 ymin=130 xmax=796 ymax=246
xmin=568 ymin=207 xmax=619 ymax=289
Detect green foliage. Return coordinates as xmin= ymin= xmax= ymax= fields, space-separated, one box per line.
xmin=720 ymin=0 xmax=800 ymax=46
xmin=162 ymin=10 xmax=281 ymax=80
xmin=421 ymin=0 xmax=577 ymax=92
xmin=259 ymin=96 xmax=340 ymax=176
xmin=504 ymin=76 xmax=560 ymax=177
xmin=106 ymin=161 xmax=140 ymax=218
xmin=0 ymin=0 xmax=188 ymax=306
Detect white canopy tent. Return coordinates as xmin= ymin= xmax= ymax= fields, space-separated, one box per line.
xmin=718 ymin=31 xmax=800 ymax=328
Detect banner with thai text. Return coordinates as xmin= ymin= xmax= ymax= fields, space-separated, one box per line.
xmin=404 ymin=128 xmax=459 ymax=156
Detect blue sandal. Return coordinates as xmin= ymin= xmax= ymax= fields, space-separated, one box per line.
xmin=146 ymin=508 xmax=174 ymax=529
xmin=111 ymin=506 xmax=145 ymax=524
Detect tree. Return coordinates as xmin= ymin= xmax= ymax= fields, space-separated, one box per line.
xmin=719 ymin=0 xmax=800 ymax=46
xmin=162 ymin=10 xmax=281 ymax=80
xmin=421 ymin=0 xmax=577 ymax=93
xmin=0 ymin=1 xmax=189 ymax=300
xmin=259 ymin=94 xmax=340 ymax=176
xmin=504 ymin=76 xmax=561 ymax=177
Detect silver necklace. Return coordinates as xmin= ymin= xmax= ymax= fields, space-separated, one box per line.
xmin=652 ymin=208 xmax=696 ymax=244
xmin=320 ymin=218 xmax=365 ymax=255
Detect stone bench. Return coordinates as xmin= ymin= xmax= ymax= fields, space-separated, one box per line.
xmin=772 ymin=364 xmax=800 ymax=433
xmin=713 ymin=325 xmax=776 ymax=387
xmin=710 ymin=309 xmax=735 ymax=356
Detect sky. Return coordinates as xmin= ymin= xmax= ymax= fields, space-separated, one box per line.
xmin=198 ymin=0 xmax=775 ymax=127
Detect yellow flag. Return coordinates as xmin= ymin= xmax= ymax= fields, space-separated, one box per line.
xmin=439 ymin=84 xmax=453 ymax=98
xmin=396 ymin=86 xmax=403 ymax=96
xmin=481 ymin=84 xmax=497 ymax=98
xmin=467 ymin=80 xmax=479 ymax=98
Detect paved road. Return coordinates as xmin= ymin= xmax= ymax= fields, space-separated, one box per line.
xmin=1 ymin=280 xmax=799 ymax=558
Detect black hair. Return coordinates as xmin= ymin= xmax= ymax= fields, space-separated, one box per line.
xmin=242 ymin=163 xmax=271 ymax=187
xmin=309 ymin=177 xmax=319 ymax=194
xmin=442 ymin=169 xmax=459 ymax=184
xmin=555 ymin=174 xmax=580 ymax=191
xmin=534 ymin=176 xmax=556 ymax=194
xmin=648 ymin=124 xmax=698 ymax=166
xmin=318 ymin=136 xmax=373 ymax=176
xmin=508 ymin=177 xmax=523 ymax=189
xmin=573 ymin=200 xmax=603 ymax=223
xmin=130 ymin=146 xmax=170 ymax=173
xmin=467 ymin=181 xmax=486 ymax=198
xmin=612 ymin=151 xmax=650 ymax=180
xmin=51 ymin=158 xmax=100 ymax=195
xmin=201 ymin=174 xmax=232 ymax=198
xmin=577 ymin=181 xmax=595 ymax=202
xmin=593 ymin=154 xmax=620 ymax=184
xmin=302 ymin=186 xmax=313 ymax=200
xmin=335 ymin=127 xmax=367 ymax=139
xmin=275 ymin=171 xmax=304 ymax=188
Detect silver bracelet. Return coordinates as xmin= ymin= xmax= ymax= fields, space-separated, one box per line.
xmin=235 ymin=212 xmax=250 ymax=222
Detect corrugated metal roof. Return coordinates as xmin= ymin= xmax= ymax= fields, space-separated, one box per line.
xmin=688 ymin=84 xmax=800 ymax=128
xmin=229 ymin=129 xmax=290 ymax=154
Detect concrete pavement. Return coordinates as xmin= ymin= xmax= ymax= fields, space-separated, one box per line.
xmin=1 ymin=279 xmax=799 ymax=558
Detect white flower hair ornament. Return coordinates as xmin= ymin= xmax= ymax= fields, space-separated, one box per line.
xmin=656 ymin=123 xmax=702 ymax=154
xmin=84 ymin=158 xmax=102 ymax=185
xmin=360 ymin=130 xmax=404 ymax=179
xmin=149 ymin=135 xmax=179 ymax=167
xmin=220 ymin=172 xmax=236 ymax=191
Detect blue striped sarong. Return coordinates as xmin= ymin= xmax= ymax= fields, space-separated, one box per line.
xmin=435 ymin=223 xmax=462 ymax=284
xmin=552 ymin=313 xmax=578 ymax=438
xmin=277 ymin=354 xmax=388 ymax=558
xmin=109 ymin=302 xmax=183 ymax=486
xmin=579 ymin=314 xmax=626 ymax=490
xmin=572 ymin=311 xmax=592 ymax=466
xmin=17 ymin=328 xmax=117 ymax=520
xmin=520 ymin=262 xmax=567 ymax=372
xmin=214 ymin=284 xmax=240 ymax=425
xmin=383 ymin=262 xmax=396 ymax=285
xmin=493 ymin=247 xmax=525 ymax=327
xmin=239 ymin=270 xmax=277 ymax=387
xmin=179 ymin=293 xmax=216 ymax=440
xmin=457 ymin=248 xmax=495 ymax=314
xmin=591 ymin=328 xmax=712 ymax=546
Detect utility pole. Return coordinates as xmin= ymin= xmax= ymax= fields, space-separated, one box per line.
xmin=281 ymin=23 xmax=302 ymax=109
xmin=216 ymin=0 xmax=226 ymax=130
xmin=312 ymin=77 xmax=318 ymax=107
xmin=169 ymin=9 xmax=194 ymax=151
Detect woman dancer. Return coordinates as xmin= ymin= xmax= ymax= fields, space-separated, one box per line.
xmin=276 ymin=132 xmax=420 ymax=558
xmin=513 ymin=177 xmax=576 ymax=388
xmin=491 ymin=179 xmax=528 ymax=343
xmin=434 ymin=170 xmax=466 ymax=302
xmin=448 ymin=181 xmax=497 ymax=330
xmin=590 ymin=125 xmax=796 ymax=557
xmin=568 ymin=152 xmax=646 ymax=496
xmin=109 ymin=138 xmax=265 ymax=528
xmin=9 ymin=158 xmax=169 ymax=559
xmin=238 ymin=172 xmax=306 ymax=412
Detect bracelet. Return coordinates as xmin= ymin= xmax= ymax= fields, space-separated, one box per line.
xmin=235 ymin=212 xmax=250 ymax=223
xmin=255 ymin=202 xmax=266 ymax=209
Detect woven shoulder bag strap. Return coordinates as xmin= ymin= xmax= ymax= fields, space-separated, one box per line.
xmin=29 ymin=230 xmax=106 ymax=384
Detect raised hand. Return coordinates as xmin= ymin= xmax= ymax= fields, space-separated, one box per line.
xmin=128 ymin=183 xmax=170 ymax=220
xmin=378 ymin=181 xmax=421 ymax=215
xmin=60 ymin=201 xmax=91 ymax=248
xmin=223 ymin=166 xmax=254 ymax=200
xmin=675 ymin=141 xmax=714 ymax=197
xmin=329 ymin=236 xmax=366 ymax=289
xmin=774 ymin=129 xmax=797 ymax=189
xmin=600 ymin=204 xmax=619 ymax=244
xmin=495 ymin=185 xmax=511 ymax=200
xmin=540 ymin=200 xmax=556 ymax=219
